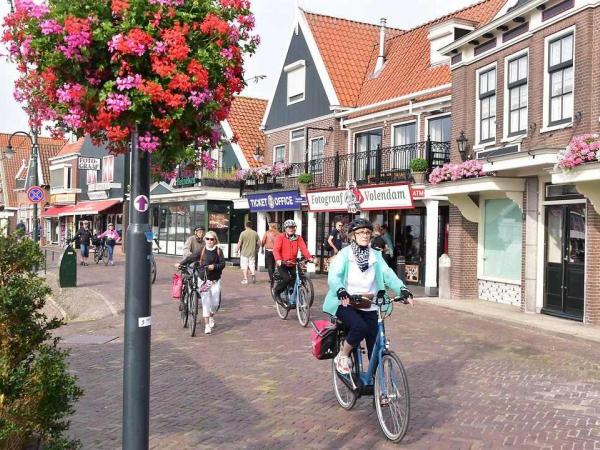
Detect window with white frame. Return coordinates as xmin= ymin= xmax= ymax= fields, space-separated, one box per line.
xmin=87 ymin=170 xmax=97 ymax=184
xmin=273 ymin=145 xmax=285 ymax=163
xmin=289 ymin=129 xmax=305 ymax=175
xmin=428 ymin=115 xmax=451 ymax=142
xmin=285 ymin=61 xmax=305 ymax=105
xmin=482 ymin=198 xmax=522 ymax=282
xmin=507 ymin=54 xmax=528 ymax=135
xmin=50 ymin=166 xmax=72 ymax=190
xmin=478 ymin=67 xmax=496 ymax=143
xmin=309 ymin=137 xmax=324 ymax=174
xmin=548 ymin=32 xmax=573 ymax=125
xmin=392 ymin=122 xmax=417 ymax=169
xmin=102 ymin=155 xmax=114 ymax=182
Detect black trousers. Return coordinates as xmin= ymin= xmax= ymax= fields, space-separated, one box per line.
xmin=273 ymin=265 xmax=296 ymax=296
xmin=265 ymin=250 xmax=275 ymax=285
xmin=335 ymin=306 xmax=378 ymax=358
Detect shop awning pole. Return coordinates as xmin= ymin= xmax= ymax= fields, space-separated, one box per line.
xmin=122 ymin=126 xmax=152 ymax=449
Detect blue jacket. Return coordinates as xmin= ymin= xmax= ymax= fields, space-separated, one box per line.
xmin=322 ymin=246 xmax=406 ymax=316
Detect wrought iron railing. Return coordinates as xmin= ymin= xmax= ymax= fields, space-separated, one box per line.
xmin=241 ymin=140 xmax=450 ymax=194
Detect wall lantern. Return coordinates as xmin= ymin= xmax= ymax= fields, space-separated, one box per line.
xmin=456 ymin=131 xmax=469 ymax=161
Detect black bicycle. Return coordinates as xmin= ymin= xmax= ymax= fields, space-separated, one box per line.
xmin=92 ymin=237 xmax=109 ymax=265
xmin=178 ymin=263 xmax=199 ymax=336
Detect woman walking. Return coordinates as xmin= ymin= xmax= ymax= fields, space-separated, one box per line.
xmin=73 ymin=220 xmax=93 ymax=265
xmin=180 ymin=230 xmax=225 ymax=335
xmin=98 ymin=223 xmax=121 ymax=265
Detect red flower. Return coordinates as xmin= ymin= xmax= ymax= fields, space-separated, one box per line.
xmin=168 ymin=73 xmax=192 ymax=92
xmin=111 ymin=0 xmax=129 ymax=16
xmin=214 ymin=105 xmax=229 ymax=121
xmin=107 ymin=125 xmax=130 ymax=142
xmin=187 ymin=60 xmax=209 ymax=88
xmin=152 ymin=117 xmax=174 ymax=133
xmin=150 ymin=54 xmax=177 ymax=77
xmin=139 ymin=80 xmax=165 ymax=102
xmin=200 ymin=13 xmax=229 ymax=35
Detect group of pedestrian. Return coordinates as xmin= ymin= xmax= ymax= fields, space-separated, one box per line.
xmin=327 ymin=221 xmax=394 ymax=268
xmin=72 ymin=220 xmax=121 ymax=266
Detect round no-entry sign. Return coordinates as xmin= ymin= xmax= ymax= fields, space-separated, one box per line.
xmin=27 ymin=186 xmax=45 ymax=203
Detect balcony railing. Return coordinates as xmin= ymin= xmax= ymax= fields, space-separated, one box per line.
xmin=242 ymin=140 xmax=450 ymax=194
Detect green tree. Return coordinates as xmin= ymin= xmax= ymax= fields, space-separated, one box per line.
xmin=0 ymin=233 xmax=83 ymax=449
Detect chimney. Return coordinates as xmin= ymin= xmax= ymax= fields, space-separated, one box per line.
xmin=375 ymin=18 xmax=387 ymax=73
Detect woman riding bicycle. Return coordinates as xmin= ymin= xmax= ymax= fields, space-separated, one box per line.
xmin=323 ymin=218 xmax=412 ymax=376
xmin=179 ymin=230 xmax=225 ymax=335
xmin=273 ymin=219 xmax=313 ymax=304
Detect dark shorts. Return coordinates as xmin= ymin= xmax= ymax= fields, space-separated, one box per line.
xmin=80 ymin=243 xmax=89 ymax=258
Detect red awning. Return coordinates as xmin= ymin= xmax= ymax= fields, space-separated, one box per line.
xmin=42 ymin=199 xmax=122 ymax=217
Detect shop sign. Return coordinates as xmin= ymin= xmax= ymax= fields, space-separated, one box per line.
xmin=88 ymin=182 xmax=121 ymax=191
xmin=410 ymin=187 xmax=425 ymax=200
xmin=78 ymin=157 xmax=100 ymax=170
xmin=50 ymin=193 xmax=76 ymax=204
xmin=88 ymin=190 xmax=109 ymax=200
xmin=307 ymin=183 xmax=414 ymax=212
xmin=209 ymin=213 xmax=230 ymax=229
xmin=175 ymin=176 xmax=198 ymax=187
xmin=247 ymin=190 xmax=303 ymax=212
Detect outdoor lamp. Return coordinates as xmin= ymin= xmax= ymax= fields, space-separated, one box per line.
xmin=2 ymin=144 xmax=15 ymax=160
xmin=456 ymin=131 xmax=469 ymax=161
xmin=253 ymin=143 xmax=263 ymax=162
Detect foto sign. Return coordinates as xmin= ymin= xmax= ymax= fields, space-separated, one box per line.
xmin=248 ymin=190 xmax=303 ymax=212
xmin=307 ymin=183 xmax=414 ymax=212
xmin=78 ymin=157 xmax=100 ymax=170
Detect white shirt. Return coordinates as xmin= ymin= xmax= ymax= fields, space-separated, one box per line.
xmin=346 ymin=250 xmax=378 ymax=311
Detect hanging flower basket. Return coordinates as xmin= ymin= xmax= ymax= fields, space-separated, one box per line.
xmin=557 ymin=134 xmax=600 ymax=170
xmin=428 ymin=160 xmax=490 ymax=185
xmin=2 ymin=0 xmax=258 ymax=175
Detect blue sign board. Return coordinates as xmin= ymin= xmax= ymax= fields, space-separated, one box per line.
xmin=247 ymin=190 xmax=303 ymax=212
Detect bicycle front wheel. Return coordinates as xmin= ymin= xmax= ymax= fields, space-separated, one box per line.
xmin=296 ymin=286 xmax=310 ymax=327
xmin=102 ymin=247 xmax=109 ymax=266
xmin=302 ymin=277 xmax=315 ymax=307
xmin=150 ymin=258 xmax=157 ymax=284
xmin=180 ymin=287 xmax=189 ymax=328
xmin=189 ymin=291 xmax=199 ymax=337
xmin=94 ymin=250 xmax=100 ymax=264
xmin=374 ymin=351 xmax=410 ymax=443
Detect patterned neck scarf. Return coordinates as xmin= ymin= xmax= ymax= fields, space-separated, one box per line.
xmin=286 ymin=233 xmax=298 ymax=241
xmin=350 ymin=240 xmax=370 ymax=272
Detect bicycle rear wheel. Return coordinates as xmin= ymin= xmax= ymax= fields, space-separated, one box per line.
xmin=332 ymin=335 xmax=358 ymax=410
xmin=180 ymin=286 xmax=189 ymax=328
xmin=189 ymin=291 xmax=199 ymax=337
xmin=374 ymin=351 xmax=410 ymax=443
xmin=150 ymin=258 xmax=157 ymax=284
xmin=296 ymin=285 xmax=310 ymax=327
xmin=94 ymin=249 xmax=100 ymax=264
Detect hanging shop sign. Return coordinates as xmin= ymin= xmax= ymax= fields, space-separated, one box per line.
xmin=247 ymin=190 xmax=303 ymax=212
xmin=307 ymin=183 xmax=414 ymax=212
xmin=87 ymin=190 xmax=109 ymax=200
xmin=175 ymin=176 xmax=198 ymax=187
xmin=88 ymin=182 xmax=121 ymax=192
xmin=78 ymin=157 xmax=101 ymax=170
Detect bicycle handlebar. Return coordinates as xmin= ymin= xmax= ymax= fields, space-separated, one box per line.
xmin=348 ymin=289 xmax=413 ymax=307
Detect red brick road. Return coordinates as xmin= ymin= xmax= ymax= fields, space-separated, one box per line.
xmin=57 ymin=255 xmax=600 ymax=449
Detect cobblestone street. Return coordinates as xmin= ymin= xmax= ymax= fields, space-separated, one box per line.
xmin=56 ymin=255 xmax=600 ymax=449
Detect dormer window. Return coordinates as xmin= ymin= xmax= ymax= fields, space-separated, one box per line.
xmin=284 ymin=60 xmax=305 ymax=105
xmin=428 ymin=20 xmax=475 ymax=66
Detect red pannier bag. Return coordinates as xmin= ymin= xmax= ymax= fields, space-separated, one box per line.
xmin=171 ymin=273 xmax=182 ymax=299
xmin=310 ymin=319 xmax=338 ymax=360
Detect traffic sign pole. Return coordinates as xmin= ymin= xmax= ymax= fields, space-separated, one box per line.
xmin=32 ymin=131 xmax=39 ymax=243
xmin=122 ymin=126 xmax=152 ymax=450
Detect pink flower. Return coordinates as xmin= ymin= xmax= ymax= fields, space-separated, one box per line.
xmin=40 ymin=19 xmax=63 ymax=35
xmin=116 ymin=74 xmax=142 ymax=90
xmin=138 ymin=132 xmax=160 ymax=152
xmin=14 ymin=0 xmax=49 ymax=19
xmin=106 ymin=93 xmax=131 ymax=113
xmin=188 ymin=90 xmax=211 ymax=108
xmin=149 ymin=0 xmax=184 ymax=5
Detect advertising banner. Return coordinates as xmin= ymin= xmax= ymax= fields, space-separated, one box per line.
xmin=307 ymin=183 xmax=413 ymax=212
xmin=247 ymin=190 xmax=303 ymax=212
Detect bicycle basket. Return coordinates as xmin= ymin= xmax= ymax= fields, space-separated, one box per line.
xmin=310 ymin=320 xmax=338 ymax=360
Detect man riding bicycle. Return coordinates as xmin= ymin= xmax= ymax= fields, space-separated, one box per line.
xmin=273 ymin=219 xmax=313 ymax=304
xmin=323 ymin=218 xmax=413 ymax=376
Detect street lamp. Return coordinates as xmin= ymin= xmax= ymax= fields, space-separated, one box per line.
xmin=1 ymin=146 xmax=15 ymax=160
xmin=456 ymin=131 xmax=469 ymax=161
xmin=6 ymin=130 xmax=40 ymax=242
xmin=253 ymin=143 xmax=263 ymax=163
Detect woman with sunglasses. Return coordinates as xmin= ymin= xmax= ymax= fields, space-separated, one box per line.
xmin=179 ymin=230 xmax=225 ymax=334
xmin=323 ymin=218 xmax=412 ymax=376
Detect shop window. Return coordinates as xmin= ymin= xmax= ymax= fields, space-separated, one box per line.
xmin=87 ymin=170 xmax=97 ymax=184
xmin=102 ymin=155 xmax=114 ymax=182
xmin=482 ymin=198 xmax=522 ymax=282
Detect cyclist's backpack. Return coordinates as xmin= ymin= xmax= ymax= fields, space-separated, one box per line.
xmin=310 ymin=320 xmax=338 ymax=360
xmin=171 ymin=273 xmax=182 ymax=299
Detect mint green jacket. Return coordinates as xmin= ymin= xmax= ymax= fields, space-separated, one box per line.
xmin=322 ymin=246 xmax=406 ymax=316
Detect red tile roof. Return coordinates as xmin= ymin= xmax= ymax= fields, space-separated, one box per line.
xmin=55 ymin=137 xmax=85 ymax=158
xmin=0 ymin=133 xmax=66 ymax=208
xmin=304 ymin=0 xmax=508 ymax=108
xmin=227 ymin=96 xmax=267 ymax=168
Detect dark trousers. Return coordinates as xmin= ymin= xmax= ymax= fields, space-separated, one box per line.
xmin=335 ymin=306 xmax=378 ymax=357
xmin=273 ymin=265 xmax=296 ymax=296
xmin=265 ymin=250 xmax=275 ymax=285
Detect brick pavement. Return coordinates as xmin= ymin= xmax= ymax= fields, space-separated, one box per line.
xmin=55 ymin=255 xmax=600 ymax=449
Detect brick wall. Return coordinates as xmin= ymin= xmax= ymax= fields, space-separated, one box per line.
xmin=586 ymin=201 xmax=600 ymax=324
xmin=448 ymin=205 xmax=478 ymax=299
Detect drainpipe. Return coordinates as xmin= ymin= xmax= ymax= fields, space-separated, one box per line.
xmin=374 ymin=18 xmax=387 ymax=73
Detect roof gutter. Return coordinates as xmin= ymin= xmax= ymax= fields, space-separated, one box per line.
xmin=440 ymin=0 xmax=546 ymax=55
xmin=333 ymin=83 xmax=451 ymax=119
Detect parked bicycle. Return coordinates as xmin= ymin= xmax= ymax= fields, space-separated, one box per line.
xmin=92 ymin=236 xmax=109 ymax=265
xmin=150 ymin=238 xmax=160 ymax=285
xmin=271 ymin=257 xmax=314 ymax=327
xmin=329 ymin=289 xmax=413 ymax=443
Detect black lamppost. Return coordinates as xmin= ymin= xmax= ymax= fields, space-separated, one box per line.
xmin=304 ymin=126 xmax=333 ymax=172
xmin=456 ymin=131 xmax=469 ymax=161
xmin=6 ymin=130 xmax=40 ymax=242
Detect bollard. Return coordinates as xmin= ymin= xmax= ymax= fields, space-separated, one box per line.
xmin=396 ymin=255 xmax=406 ymax=283
xmin=438 ymin=254 xmax=451 ymax=299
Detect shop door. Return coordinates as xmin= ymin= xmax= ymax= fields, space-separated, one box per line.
xmin=402 ymin=210 xmax=425 ymax=286
xmin=543 ymin=204 xmax=585 ymax=320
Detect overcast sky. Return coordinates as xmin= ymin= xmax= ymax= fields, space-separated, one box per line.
xmin=0 ymin=0 xmax=476 ymax=135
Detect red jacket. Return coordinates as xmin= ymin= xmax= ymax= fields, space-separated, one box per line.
xmin=273 ymin=233 xmax=311 ymax=265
